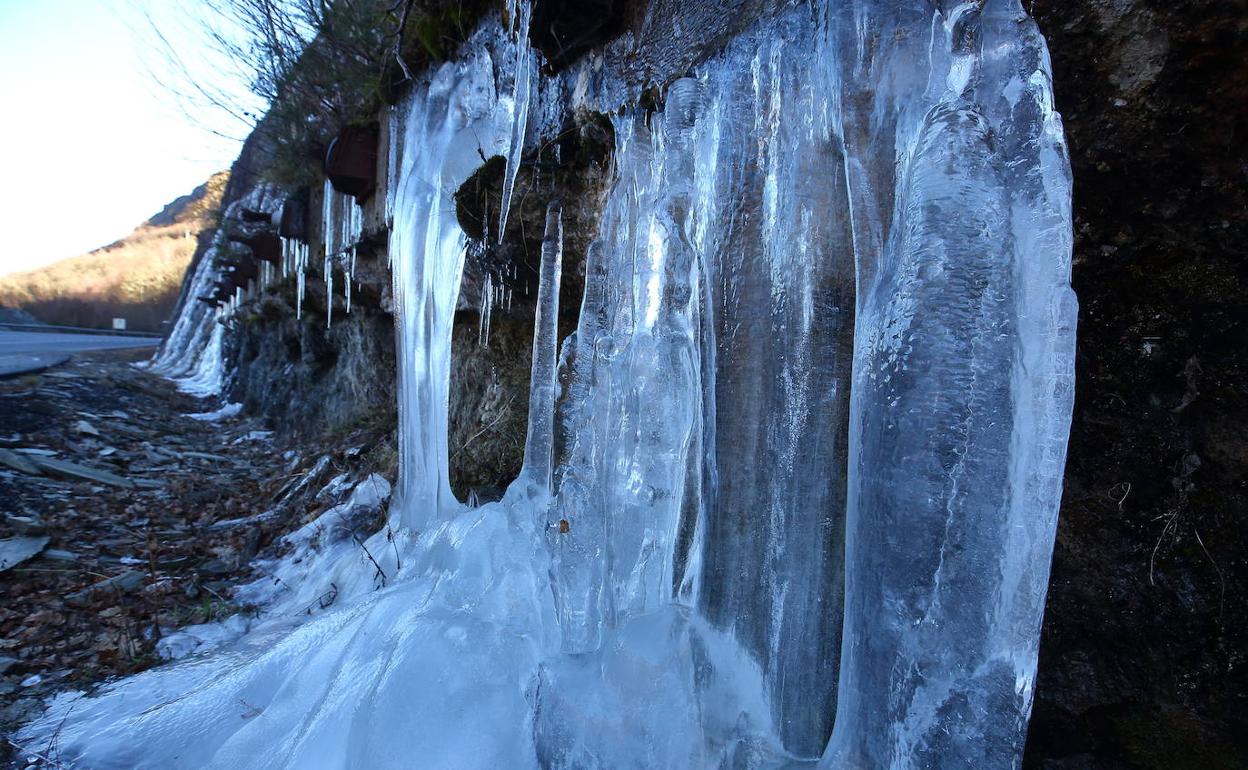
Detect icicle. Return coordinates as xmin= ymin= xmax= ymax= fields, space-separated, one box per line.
xmin=498 ymin=0 xmax=534 ymax=241
xmin=296 ymin=243 xmax=306 ymax=320
xmin=21 ymin=8 xmax=1074 ymax=768
xmin=346 ymin=256 xmax=353 ymax=314
xmin=522 ymin=203 xmax=563 ymax=493
xmin=323 ymin=178 xmax=336 ymax=260
xmin=386 ymin=105 xmax=400 ymax=225
xmin=324 ymin=252 xmax=334 ymax=329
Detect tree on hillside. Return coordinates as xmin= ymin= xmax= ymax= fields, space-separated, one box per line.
xmin=144 ymin=0 xmax=491 ymax=189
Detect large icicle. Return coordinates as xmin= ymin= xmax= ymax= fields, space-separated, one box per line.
xmin=522 ymin=202 xmax=563 ymax=493
xmin=823 ymin=2 xmax=1076 ymax=766
xmin=547 ymin=96 xmax=707 ymax=654
xmin=389 ymin=44 xmax=513 ymax=530
xmin=686 ymin=25 xmax=856 ymax=754
xmin=496 ymin=0 xmax=535 ymax=240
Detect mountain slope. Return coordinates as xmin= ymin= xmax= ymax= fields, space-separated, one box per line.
xmin=0 ymin=172 xmax=229 ymax=331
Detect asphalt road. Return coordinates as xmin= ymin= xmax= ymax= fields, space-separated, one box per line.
xmin=0 ymin=330 xmax=159 ymax=377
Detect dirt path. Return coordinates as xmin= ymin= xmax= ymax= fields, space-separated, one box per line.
xmin=0 ymin=350 xmax=391 ymax=765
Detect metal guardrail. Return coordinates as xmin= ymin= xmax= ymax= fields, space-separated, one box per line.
xmin=0 ymin=322 xmax=162 ymax=339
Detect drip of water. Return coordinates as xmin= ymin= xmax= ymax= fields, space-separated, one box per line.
xmin=346 ymin=248 xmax=357 ymax=314
xmin=291 ymin=237 xmax=309 ymax=320
xmin=324 ymin=251 xmax=334 ymax=329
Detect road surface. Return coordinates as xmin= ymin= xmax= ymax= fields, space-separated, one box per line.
xmin=0 ymin=330 xmax=159 ymax=377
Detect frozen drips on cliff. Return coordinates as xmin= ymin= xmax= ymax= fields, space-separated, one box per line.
xmin=21 ymin=1 xmax=1074 ymax=767
xmin=145 ymin=238 xmax=225 ymax=397
xmin=321 ymin=180 xmax=365 ymax=325
xmin=148 ymin=182 xmax=287 ymax=395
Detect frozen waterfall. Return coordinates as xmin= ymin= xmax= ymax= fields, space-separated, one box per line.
xmin=17 ymin=1 xmax=1075 ymax=767
xmin=144 ymin=237 xmax=226 ymax=397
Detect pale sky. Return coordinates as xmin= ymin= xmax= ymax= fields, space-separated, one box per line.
xmin=0 ymin=0 xmax=249 ymax=277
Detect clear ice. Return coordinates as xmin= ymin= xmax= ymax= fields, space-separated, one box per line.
xmin=144 ymin=233 xmax=227 ymax=397
xmin=19 ymin=1 xmax=1075 ymax=767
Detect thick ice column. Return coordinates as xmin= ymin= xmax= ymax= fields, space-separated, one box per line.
xmin=681 ymin=28 xmax=855 ymax=755
xmin=522 ymin=202 xmax=563 ymax=494
xmin=390 ymin=48 xmax=510 ymax=530
xmin=598 ymin=83 xmax=708 ymax=623
xmin=819 ymin=0 xmax=946 ymax=295
xmin=825 ymin=2 xmax=1075 ymax=765
xmin=550 ymin=241 xmax=611 ymax=653
xmin=976 ymin=0 xmax=1078 ymax=733
xmin=548 ymin=93 xmax=707 ymax=649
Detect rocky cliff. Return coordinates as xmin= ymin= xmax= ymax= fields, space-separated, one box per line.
xmin=1027 ymin=2 xmax=1248 ymax=767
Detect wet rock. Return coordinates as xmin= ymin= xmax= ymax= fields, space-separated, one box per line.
xmin=181 ymin=451 xmax=231 ymax=462
xmin=530 ymin=0 xmax=624 ymax=71
xmin=64 ymin=570 xmax=146 ymax=607
xmin=0 ymin=448 xmax=41 ymax=475
xmin=196 ymin=558 xmax=233 ymax=576
xmin=0 ymin=536 xmax=49 ymax=572
xmin=28 ymin=455 xmax=134 ymax=489
xmin=3 ymin=513 xmax=46 ymax=535
xmin=240 ymin=527 xmax=263 ymax=562
xmin=0 ymin=697 xmax=40 ymax=725
xmin=1025 ymin=1 xmax=1248 ymax=766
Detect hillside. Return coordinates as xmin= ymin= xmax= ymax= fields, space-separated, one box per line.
xmin=0 ymin=172 xmax=228 ymax=331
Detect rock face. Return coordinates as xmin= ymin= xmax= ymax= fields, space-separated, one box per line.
xmin=225 ymin=278 xmax=396 ymax=437
xmin=1027 ymin=2 xmax=1248 ymax=767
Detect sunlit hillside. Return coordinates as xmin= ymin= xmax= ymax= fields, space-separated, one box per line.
xmin=0 ymin=171 xmax=229 ymax=331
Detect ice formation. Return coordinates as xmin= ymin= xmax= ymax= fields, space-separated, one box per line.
xmin=143 ymin=238 xmax=226 ymax=397
xmin=20 ymin=1 xmax=1075 ymax=767
xmin=322 ymin=180 xmax=365 ymax=327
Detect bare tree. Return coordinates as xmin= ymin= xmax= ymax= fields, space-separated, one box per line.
xmin=137 ymin=0 xmax=490 ymax=189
